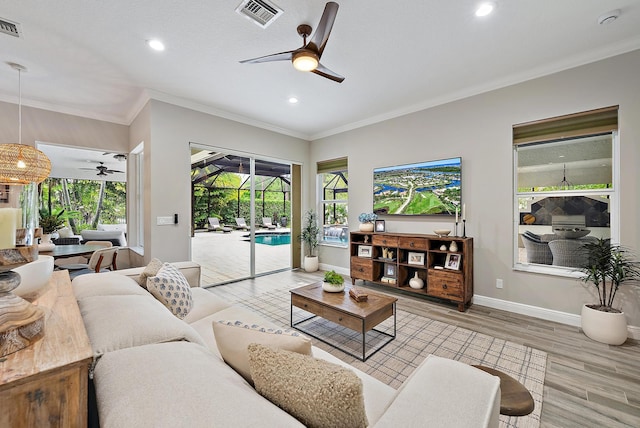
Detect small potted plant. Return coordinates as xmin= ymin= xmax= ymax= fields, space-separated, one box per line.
xmin=298 ymin=209 xmax=320 ymax=272
xmin=578 ymin=238 xmax=640 ymax=345
xmin=39 ymin=209 xmax=67 ymax=244
xmin=358 ymin=212 xmax=378 ymax=232
xmin=322 ymin=270 xmax=345 ymax=293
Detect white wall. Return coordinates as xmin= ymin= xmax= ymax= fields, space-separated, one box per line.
xmin=311 ymin=49 xmax=640 ymax=326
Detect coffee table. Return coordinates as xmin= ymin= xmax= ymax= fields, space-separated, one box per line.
xmin=290 ymin=282 xmax=396 ymax=361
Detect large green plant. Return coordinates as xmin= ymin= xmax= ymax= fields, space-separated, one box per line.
xmin=39 ymin=209 xmax=67 ymax=234
xmin=578 ymin=238 xmax=640 ymax=312
xmin=298 ymin=209 xmax=320 ymax=257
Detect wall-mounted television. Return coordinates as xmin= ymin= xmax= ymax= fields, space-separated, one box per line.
xmin=373 ymin=157 xmax=461 ymax=216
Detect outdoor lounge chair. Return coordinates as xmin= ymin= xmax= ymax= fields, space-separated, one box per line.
xmin=261 ymin=217 xmax=277 ymax=230
xmin=235 ymin=218 xmax=250 ymax=231
xmin=521 ymin=231 xmax=557 ymax=265
xmin=208 ymin=218 xmax=232 ymax=233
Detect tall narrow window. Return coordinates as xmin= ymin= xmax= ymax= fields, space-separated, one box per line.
xmin=317 ymin=157 xmax=348 ymax=247
xmin=514 ymin=106 xmax=618 ymax=273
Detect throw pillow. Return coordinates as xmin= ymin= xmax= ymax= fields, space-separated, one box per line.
xmin=212 ymin=320 xmax=312 ymax=383
xmin=248 ymin=344 xmax=368 ymax=428
xmin=58 ymin=226 xmax=72 ymax=238
xmin=137 ymin=258 xmax=164 ymax=288
xmin=146 ymin=263 xmax=193 ymax=319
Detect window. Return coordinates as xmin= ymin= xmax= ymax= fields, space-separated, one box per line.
xmin=317 ymin=158 xmax=348 ymax=247
xmin=513 ymin=106 xmax=619 ymax=274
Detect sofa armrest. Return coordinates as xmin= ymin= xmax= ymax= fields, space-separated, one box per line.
xmin=116 ymin=261 xmax=201 ymax=287
xmin=372 ymin=355 xmax=501 ymax=428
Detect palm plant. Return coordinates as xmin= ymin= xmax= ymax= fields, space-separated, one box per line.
xmin=299 ymin=209 xmax=320 ymax=257
xmin=578 ymin=238 xmax=640 ymax=312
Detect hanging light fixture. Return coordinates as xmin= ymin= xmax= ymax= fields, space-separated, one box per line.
xmin=559 ymin=164 xmax=572 ymax=190
xmin=0 ymin=63 xmax=51 ymax=185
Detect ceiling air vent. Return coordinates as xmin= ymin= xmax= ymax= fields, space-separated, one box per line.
xmin=235 ymin=0 xmax=283 ymax=28
xmin=0 ymin=18 xmax=22 ymax=38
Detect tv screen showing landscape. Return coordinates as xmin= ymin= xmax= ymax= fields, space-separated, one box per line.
xmin=373 ymin=157 xmax=461 ymax=216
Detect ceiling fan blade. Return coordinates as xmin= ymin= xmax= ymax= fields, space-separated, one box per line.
xmin=306 ymin=2 xmax=339 ymax=58
xmin=312 ymin=63 xmax=345 ymax=83
xmin=239 ymin=50 xmax=294 ymax=64
xmin=107 ymin=169 xmax=124 ymax=173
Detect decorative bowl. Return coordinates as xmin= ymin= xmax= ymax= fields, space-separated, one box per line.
xmin=553 ymin=228 xmax=591 ymax=239
xmin=433 ymin=229 xmax=451 ymax=237
xmin=13 ymin=255 xmax=54 ymax=299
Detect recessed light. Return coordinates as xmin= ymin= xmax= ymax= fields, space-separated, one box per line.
xmin=147 ymin=39 xmax=165 ymax=51
xmin=288 ymin=97 xmax=299 ymax=104
xmin=475 ymin=2 xmax=495 ymax=17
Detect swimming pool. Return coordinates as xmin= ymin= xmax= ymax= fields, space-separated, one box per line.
xmin=254 ymin=234 xmax=291 ymax=246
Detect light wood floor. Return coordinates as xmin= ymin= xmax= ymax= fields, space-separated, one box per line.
xmin=204 ymin=269 xmax=640 ymax=428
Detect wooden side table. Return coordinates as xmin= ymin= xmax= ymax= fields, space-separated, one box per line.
xmin=0 ymin=270 xmax=92 ymax=427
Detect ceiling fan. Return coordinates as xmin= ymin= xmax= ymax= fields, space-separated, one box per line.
xmin=103 ymin=152 xmax=127 ymax=161
xmin=81 ymin=162 xmax=125 ymax=177
xmin=239 ymin=2 xmax=344 ymax=83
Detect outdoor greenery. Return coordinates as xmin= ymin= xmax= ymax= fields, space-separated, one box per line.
xmin=40 ymin=178 xmax=126 ymax=234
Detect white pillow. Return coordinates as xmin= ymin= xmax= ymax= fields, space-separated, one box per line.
xmin=146 ymin=263 xmax=193 ymax=319
xmin=58 ymin=227 xmax=73 ymax=238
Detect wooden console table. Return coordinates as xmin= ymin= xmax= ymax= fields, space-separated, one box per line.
xmin=0 ymin=270 xmax=92 ymax=427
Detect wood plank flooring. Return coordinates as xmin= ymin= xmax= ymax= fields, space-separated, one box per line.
xmin=204 ymin=269 xmax=640 ymax=428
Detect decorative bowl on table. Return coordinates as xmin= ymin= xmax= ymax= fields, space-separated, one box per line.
xmin=553 ymin=228 xmax=591 ymax=239
xmin=13 ymin=255 xmax=54 ymax=299
xmin=433 ymin=229 xmax=451 ymax=237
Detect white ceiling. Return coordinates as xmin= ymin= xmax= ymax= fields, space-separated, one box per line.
xmin=38 ymin=144 xmax=127 ymax=182
xmin=1 ymin=1 xmax=639 ymax=141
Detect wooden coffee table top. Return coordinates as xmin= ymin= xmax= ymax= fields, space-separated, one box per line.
xmin=290 ymin=282 xmax=397 ymax=319
xmin=473 ymin=365 xmax=535 ymax=416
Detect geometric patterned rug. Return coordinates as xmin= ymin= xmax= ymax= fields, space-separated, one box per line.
xmin=234 ymin=288 xmax=547 ymax=428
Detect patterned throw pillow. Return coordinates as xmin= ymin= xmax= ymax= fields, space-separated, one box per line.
xmin=146 ymin=263 xmax=193 ymax=319
xmin=137 ymin=258 xmax=164 ymax=288
xmin=248 ymin=343 xmax=368 ymax=428
xmin=212 ymin=320 xmax=312 ymax=383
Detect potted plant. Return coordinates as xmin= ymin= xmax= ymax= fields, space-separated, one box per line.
xmin=39 ymin=209 xmax=67 ymax=244
xmin=322 ymin=270 xmax=345 ymax=292
xmin=298 ymin=209 xmax=320 ymax=272
xmin=358 ymin=212 xmax=378 ymax=232
xmin=578 ymin=238 xmax=640 ymax=345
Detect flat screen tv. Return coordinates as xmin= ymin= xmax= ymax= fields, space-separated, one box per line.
xmin=373 ymin=157 xmax=461 ymax=216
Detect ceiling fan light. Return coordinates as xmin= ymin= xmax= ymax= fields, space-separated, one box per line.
xmin=292 ymin=51 xmax=319 ymax=72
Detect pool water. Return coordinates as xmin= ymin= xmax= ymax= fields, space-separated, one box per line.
xmin=254 ymin=234 xmax=291 ymax=246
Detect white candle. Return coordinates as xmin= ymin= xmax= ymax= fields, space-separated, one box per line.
xmin=14 ymin=208 xmax=22 ymax=228
xmin=462 ymin=204 xmax=466 ymax=221
xmin=0 ymin=208 xmax=17 ymax=249
xmin=455 ymin=207 xmax=458 ymax=223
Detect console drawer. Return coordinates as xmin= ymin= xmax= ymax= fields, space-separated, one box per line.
xmin=398 ymin=237 xmax=428 ymax=251
xmin=428 ymin=271 xmax=463 ymax=300
xmin=350 ymin=257 xmax=374 ymax=280
xmin=372 ymin=235 xmax=399 ymax=247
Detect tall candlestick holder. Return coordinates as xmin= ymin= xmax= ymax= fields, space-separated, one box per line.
xmin=454 ymin=222 xmax=459 ymax=237
xmin=462 ymin=220 xmax=467 ymax=238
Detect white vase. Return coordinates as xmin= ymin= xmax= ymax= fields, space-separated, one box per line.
xmin=303 ymin=256 xmax=319 ymax=272
xmin=449 ymin=241 xmax=458 ymax=252
xmin=322 ymin=282 xmax=345 ymax=292
xmin=581 ymin=304 xmax=628 ymax=345
xmin=409 ymin=272 xmax=424 ymax=289
xmin=359 ymin=222 xmax=374 ymax=232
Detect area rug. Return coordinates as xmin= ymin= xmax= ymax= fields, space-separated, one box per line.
xmin=231 ymin=289 xmax=547 ymax=428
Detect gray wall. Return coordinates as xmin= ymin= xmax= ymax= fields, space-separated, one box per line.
xmin=311 ymin=49 xmax=640 ymax=326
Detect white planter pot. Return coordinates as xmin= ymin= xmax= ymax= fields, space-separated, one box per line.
xmin=303 ymin=256 xmax=319 ymax=272
xmin=359 ymin=222 xmax=374 ymax=232
xmin=581 ymin=304 xmax=628 ymax=345
xmin=322 ymin=282 xmax=345 ymax=293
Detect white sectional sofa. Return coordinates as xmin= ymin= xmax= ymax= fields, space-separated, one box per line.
xmin=72 ymin=263 xmax=500 ymax=428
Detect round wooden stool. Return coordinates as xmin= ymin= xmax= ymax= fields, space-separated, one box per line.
xmin=473 ymin=365 xmax=535 ymax=416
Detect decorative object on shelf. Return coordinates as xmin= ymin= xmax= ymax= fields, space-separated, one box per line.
xmin=462 ymin=203 xmax=467 ymax=238
xmin=384 ymin=263 xmax=396 ymax=278
xmin=577 ymin=238 xmax=640 ymax=345
xmin=374 ymin=219 xmax=385 ymax=232
xmin=449 ymin=241 xmax=458 ymax=252
xmin=407 ymin=251 xmax=425 ymax=265
xmin=322 ymin=270 xmax=345 ymax=293
xmin=349 ymin=287 xmax=368 ymax=302
xmin=434 ymin=229 xmax=451 ymax=237
xmin=358 ymin=212 xmax=377 ymax=232
xmin=358 ymin=245 xmax=373 ymax=258
xmin=439 ymin=244 xmax=447 ymax=251
xmin=364 ymin=235 xmax=369 ymax=244
xmin=409 ymin=272 xmax=424 ymax=289
xmin=445 ymin=253 xmax=461 ymax=270
xmin=298 ymin=209 xmax=320 ymax=272
xmin=455 ymin=207 xmax=459 ymax=237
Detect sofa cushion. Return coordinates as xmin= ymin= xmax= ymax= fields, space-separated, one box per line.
xmin=93 ymin=342 xmax=304 ymax=428
xmin=213 ymin=320 xmax=312 ymax=383
xmin=72 ymin=272 xmax=149 ymax=300
xmin=78 ymin=294 xmax=205 ymax=357
xmin=182 ymin=287 xmax=232 ymax=324
xmin=146 ymin=263 xmax=193 ymax=319
xmin=81 ymin=229 xmax=127 ymax=246
xmin=137 ymin=257 xmax=163 ymax=288
xmin=248 ymin=343 xmax=368 ymax=428
xmin=116 ymin=261 xmax=201 ymax=288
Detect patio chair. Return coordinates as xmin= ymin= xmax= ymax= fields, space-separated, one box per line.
xmin=235 ymin=218 xmax=250 ymax=231
xmin=548 ymin=236 xmax=598 ymax=268
xmin=58 ymin=246 xmax=119 ymax=278
xmin=208 ymin=218 xmax=232 ymax=233
xmin=521 ymin=231 xmax=557 ymax=265
xmin=261 ymin=217 xmax=277 ymax=230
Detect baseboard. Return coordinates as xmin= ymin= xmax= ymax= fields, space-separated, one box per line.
xmin=319 ymin=263 xmax=349 ymax=276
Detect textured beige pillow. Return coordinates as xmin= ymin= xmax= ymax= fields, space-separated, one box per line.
xmin=212 ymin=320 xmax=312 ymax=383
xmin=137 ymin=258 xmax=164 ymax=288
xmin=146 ymin=263 xmax=193 ymax=319
xmin=248 ymin=343 xmax=368 ymax=428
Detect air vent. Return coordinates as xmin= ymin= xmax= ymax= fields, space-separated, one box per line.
xmin=235 ymin=0 xmax=283 ymax=28
xmin=0 ymin=18 xmax=22 ymax=38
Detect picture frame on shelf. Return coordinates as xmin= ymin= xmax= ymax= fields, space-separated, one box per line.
xmin=407 ymin=251 xmax=425 ymax=265
xmin=384 ymin=263 xmax=396 ymax=278
xmin=358 ymin=245 xmax=373 ymax=258
xmin=375 ymin=219 xmax=386 ymax=232
xmin=445 ymin=253 xmax=461 ymax=270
